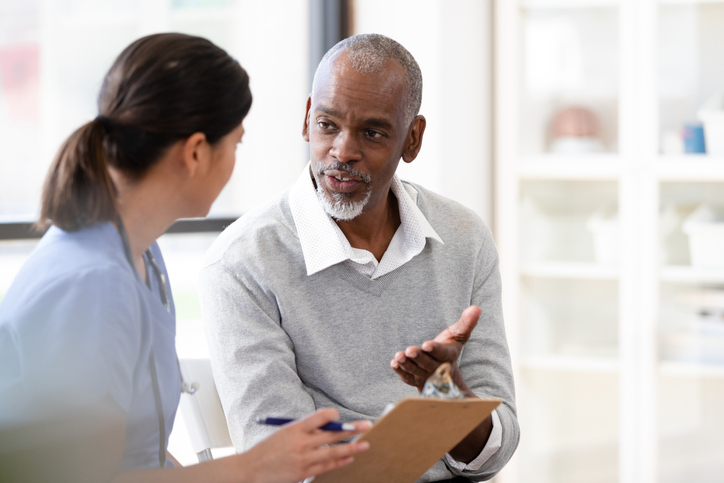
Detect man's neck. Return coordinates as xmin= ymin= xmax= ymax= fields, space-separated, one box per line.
xmin=335 ymin=189 xmax=401 ymax=262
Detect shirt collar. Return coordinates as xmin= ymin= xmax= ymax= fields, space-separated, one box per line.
xmin=289 ymin=162 xmax=443 ymax=276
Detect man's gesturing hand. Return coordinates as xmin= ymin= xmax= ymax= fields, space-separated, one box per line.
xmin=390 ymin=306 xmax=481 ymax=392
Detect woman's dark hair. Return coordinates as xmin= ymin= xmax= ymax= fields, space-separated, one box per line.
xmin=38 ymin=33 xmax=252 ymax=231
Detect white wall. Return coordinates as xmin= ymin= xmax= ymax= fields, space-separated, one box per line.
xmin=215 ymin=0 xmax=310 ymax=216
xmin=352 ymin=0 xmax=493 ymax=225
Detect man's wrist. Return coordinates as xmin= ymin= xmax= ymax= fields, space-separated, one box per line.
xmin=451 ymin=364 xmax=475 ymax=397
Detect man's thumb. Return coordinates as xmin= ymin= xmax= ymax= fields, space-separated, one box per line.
xmin=440 ymin=305 xmax=481 ymax=343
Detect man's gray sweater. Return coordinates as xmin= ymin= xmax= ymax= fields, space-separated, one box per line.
xmin=198 ymin=182 xmax=519 ymax=481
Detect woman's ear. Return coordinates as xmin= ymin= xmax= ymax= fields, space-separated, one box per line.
xmin=182 ymin=132 xmax=210 ymax=177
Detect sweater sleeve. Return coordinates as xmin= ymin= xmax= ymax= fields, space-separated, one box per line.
xmin=198 ymin=258 xmax=317 ymax=452
xmin=445 ymin=224 xmax=520 ymax=480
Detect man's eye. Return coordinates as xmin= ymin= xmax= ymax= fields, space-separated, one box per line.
xmin=366 ymin=130 xmax=383 ymax=138
xmin=318 ymin=121 xmax=332 ymax=130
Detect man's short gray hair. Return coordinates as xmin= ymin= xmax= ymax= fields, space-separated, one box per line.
xmin=311 ymin=33 xmax=423 ymax=126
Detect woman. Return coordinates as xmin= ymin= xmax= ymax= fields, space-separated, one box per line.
xmin=0 ymin=33 xmax=369 ymax=483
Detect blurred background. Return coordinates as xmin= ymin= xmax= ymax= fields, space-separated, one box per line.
xmin=1 ymin=0 xmax=723 ymax=482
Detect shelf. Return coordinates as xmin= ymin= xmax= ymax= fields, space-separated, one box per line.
xmin=521 ymin=261 xmax=619 ymax=280
xmin=521 ymin=355 xmax=620 ymax=373
xmin=656 ymin=156 xmax=724 ymax=181
xmin=521 ymin=0 xmax=619 ymax=9
xmin=660 ymin=361 xmax=724 ymax=378
xmin=54 ymin=12 xmax=136 ymax=28
xmin=497 ymin=0 xmax=724 ymax=479
xmin=660 ymin=265 xmax=724 ymax=284
xmin=518 ymin=155 xmax=622 ymax=180
xmin=659 ymin=0 xmax=724 ymax=5
xmin=52 ymin=7 xmax=232 ymax=28
xmin=170 ymin=8 xmax=231 ymax=22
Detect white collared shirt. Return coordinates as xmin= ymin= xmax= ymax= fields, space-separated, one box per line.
xmin=289 ymin=163 xmax=443 ymax=279
xmin=289 ymin=163 xmax=501 ymax=471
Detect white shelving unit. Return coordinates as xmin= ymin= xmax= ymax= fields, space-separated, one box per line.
xmin=521 ymin=261 xmax=620 ymax=280
xmin=521 ymin=355 xmax=620 ymax=373
xmin=660 ymin=361 xmax=724 ymax=378
xmin=656 ymin=156 xmax=724 ymax=180
xmin=660 ymin=266 xmax=724 ymax=284
xmin=494 ymin=1 xmax=724 ymax=482
xmin=518 ymin=155 xmax=623 ymax=180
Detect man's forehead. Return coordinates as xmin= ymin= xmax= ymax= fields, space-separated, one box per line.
xmin=312 ymin=52 xmax=408 ymax=122
xmin=319 ymin=50 xmax=407 ymax=91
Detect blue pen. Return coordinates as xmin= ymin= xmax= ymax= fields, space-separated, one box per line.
xmin=256 ymin=417 xmax=356 ymax=431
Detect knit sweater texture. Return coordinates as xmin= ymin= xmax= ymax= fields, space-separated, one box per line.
xmin=199 ymin=181 xmax=519 ymax=482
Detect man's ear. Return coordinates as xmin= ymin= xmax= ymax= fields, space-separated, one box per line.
xmin=402 ymin=115 xmax=426 ymax=164
xmin=182 ymin=132 xmax=209 ymax=177
xmin=302 ymin=96 xmax=312 ymax=142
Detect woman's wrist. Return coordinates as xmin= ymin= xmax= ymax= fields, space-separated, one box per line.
xmin=227 ymin=451 xmax=260 ymax=483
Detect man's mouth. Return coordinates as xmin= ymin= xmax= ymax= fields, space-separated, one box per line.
xmin=317 ymin=162 xmax=371 ymax=182
xmin=325 ymin=171 xmax=363 ymax=193
xmin=325 ymin=170 xmax=364 ymax=182
xmin=317 ymin=164 xmax=371 ymax=195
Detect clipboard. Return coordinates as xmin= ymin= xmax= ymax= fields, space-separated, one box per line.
xmin=312 ymin=397 xmax=500 ymax=483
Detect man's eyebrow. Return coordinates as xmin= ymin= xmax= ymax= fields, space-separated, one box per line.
xmin=315 ymin=105 xmax=341 ymax=117
xmin=314 ymin=105 xmax=395 ymax=131
xmin=364 ymin=117 xmax=395 ymax=130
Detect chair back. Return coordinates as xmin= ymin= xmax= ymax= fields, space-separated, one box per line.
xmin=178 ymin=358 xmax=233 ymax=461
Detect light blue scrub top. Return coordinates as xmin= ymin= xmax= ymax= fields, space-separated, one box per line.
xmin=0 ymin=222 xmax=180 ymax=470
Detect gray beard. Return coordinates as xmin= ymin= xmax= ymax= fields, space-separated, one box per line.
xmin=316 ymin=185 xmax=372 ymax=221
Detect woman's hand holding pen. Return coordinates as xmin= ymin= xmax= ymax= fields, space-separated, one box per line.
xmin=240 ymin=408 xmax=371 ymax=483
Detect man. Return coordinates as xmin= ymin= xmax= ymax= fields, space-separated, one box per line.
xmin=199 ymin=33 xmax=519 ymax=482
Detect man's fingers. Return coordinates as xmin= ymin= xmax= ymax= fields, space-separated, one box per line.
xmin=415 ymin=348 xmax=450 ymax=375
xmin=393 ymin=350 xmax=407 ymax=364
xmin=391 ymin=364 xmax=417 ymax=385
xmin=433 ymin=305 xmax=481 ymax=344
xmin=419 ymin=341 xmax=460 ymax=364
xmin=391 ymin=351 xmax=428 ymax=378
xmin=397 ymin=358 xmax=429 ymax=379
xmin=391 ymin=360 xmax=425 ymax=387
xmin=404 ymin=346 xmax=423 ymax=359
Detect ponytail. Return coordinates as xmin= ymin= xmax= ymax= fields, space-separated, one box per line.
xmin=37 ymin=118 xmax=117 ymax=232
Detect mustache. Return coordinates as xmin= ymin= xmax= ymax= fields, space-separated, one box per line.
xmin=317 ymin=162 xmax=371 ymax=184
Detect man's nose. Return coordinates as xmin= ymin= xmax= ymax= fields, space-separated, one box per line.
xmin=330 ymin=130 xmax=361 ymax=163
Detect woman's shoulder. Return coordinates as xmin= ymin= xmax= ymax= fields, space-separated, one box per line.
xmin=1 ymin=223 xmax=139 ymax=319
xmin=29 ymin=223 xmax=132 ymax=279
xmin=40 ymin=222 xmax=128 ymax=261
xmin=0 ymin=225 xmax=148 ymax=424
